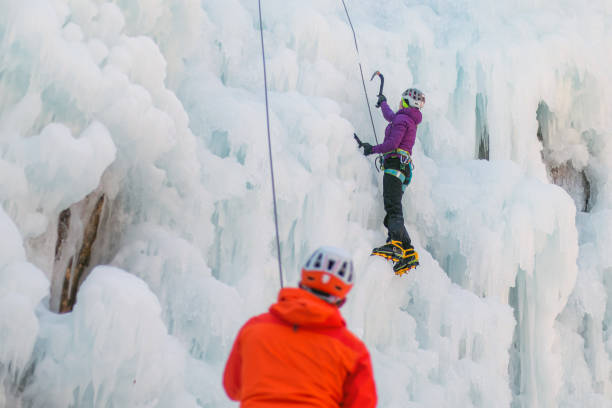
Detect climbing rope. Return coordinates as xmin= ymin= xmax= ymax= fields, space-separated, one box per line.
xmin=257 ymin=0 xmax=284 ymax=288
xmin=340 ymin=0 xmax=380 ymax=146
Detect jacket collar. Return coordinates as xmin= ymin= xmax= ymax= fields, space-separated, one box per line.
xmin=269 ymin=288 xmax=345 ymax=329
xmin=397 ymin=106 xmax=422 ymax=125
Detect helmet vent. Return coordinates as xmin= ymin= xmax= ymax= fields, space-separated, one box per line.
xmin=305 ymin=253 xmax=316 ymax=268
xmin=314 ymin=253 xmax=323 ymax=268
xmin=300 ymin=247 xmax=355 ymax=300
xmin=338 ymin=262 xmax=347 ymax=277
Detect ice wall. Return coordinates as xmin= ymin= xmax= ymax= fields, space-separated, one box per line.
xmin=1 ymin=0 xmax=611 ymax=407
xmin=0 ymin=210 xmax=48 ymax=407
xmin=24 ymin=266 xmax=197 ymax=408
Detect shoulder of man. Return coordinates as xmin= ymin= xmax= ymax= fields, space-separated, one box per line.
xmin=242 ymin=311 xmax=282 ymax=328
xmin=324 ymin=325 xmax=370 ymax=357
xmin=233 ymin=312 xmax=278 ymax=337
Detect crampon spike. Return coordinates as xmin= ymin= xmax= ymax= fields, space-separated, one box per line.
xmin=394 ymin=264 xmax=418 ymax=276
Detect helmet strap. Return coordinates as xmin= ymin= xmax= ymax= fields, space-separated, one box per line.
xmin=299 ymin=283 xmax=343 ymax=306
xmin=402 ymin=99 xmax=410 ymax=108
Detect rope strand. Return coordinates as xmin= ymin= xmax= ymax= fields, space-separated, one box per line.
xmin=340 ymin=0 xmax=379 ymax=145
xmin=257 ymin=0 xmax=284 ymax=288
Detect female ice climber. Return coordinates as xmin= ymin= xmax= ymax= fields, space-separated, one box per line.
xmin=360 ymin=87 xmax=425 ymax=275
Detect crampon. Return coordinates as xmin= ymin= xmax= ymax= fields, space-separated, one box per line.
xmin=371 ymin=240 xmax=404 ymax=262
xmin=392 ymin=247 xmax=419 ymax=276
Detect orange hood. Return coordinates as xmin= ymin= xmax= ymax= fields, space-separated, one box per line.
xmin=269 ymin=288 xmax=345 ymax=329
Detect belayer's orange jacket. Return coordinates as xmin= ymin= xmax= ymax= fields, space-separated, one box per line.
xmin=223 ymin=287 xmax=377 ymax=407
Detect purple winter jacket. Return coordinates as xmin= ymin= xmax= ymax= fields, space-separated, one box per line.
xmin=371 ymin=100 xmax=422 ymax=155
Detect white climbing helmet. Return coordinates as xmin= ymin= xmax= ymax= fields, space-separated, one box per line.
xmin=402 ymin=88 xmax=426 ymax=109
xmin=300 ymin=246 xmax=355 ymax=301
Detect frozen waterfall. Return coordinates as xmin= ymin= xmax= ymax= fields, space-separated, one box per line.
xmin=1 ymin=0 xmax=612 ymax=407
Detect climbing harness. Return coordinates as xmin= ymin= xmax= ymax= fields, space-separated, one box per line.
xmin=381 ymin=149 xmax=414 ymax=190
xmin=257 ymin=0 xmax=284 ymax=288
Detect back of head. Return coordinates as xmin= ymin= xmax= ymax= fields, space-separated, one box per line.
xmin=299 ymin=246 xmax=355 ymax=306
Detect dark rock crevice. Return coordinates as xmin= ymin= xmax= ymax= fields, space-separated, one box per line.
xmin=48 ymin=177 xmax=121 ymax=313
xmin=508 ymin=273 xmax=522 ymax=408
xmin=475 ymin=93 xmax=489 ymax=160
xmin=536 ymin=101 xmax=591 ymax=212
xmin=57 ymin=194 xmax=105 ymax=313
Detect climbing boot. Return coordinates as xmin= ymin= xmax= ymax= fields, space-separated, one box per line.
xmin=393 ymin=246 xmax=419 ymax=276
xmin=371 ymin=240 xmax=405 ymax=262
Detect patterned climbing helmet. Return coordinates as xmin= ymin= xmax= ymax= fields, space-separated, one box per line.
xmin=300 ymin=246 xmax=355 ymax=301
xmin=402 ymin=88 xmax=426 ymax=109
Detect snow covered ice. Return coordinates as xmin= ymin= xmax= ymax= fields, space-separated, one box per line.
xmin=1 ymin=0 xmax=612 ymax=407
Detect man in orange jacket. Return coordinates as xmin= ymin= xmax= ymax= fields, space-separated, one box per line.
xmin=223 ymin=246 xmax=377 ymax=407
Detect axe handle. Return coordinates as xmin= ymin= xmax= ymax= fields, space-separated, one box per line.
xmin=353 ymin=133 xmax=364 ymax=147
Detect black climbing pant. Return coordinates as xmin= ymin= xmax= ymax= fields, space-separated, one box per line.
xmin=382 ymin=158 xmax=411 ymax=248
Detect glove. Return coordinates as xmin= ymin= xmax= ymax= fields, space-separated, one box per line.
xmin=361 ymin=142 xmax=374 ymax=156
xmin=375 ymin=94 xmax=386 ymax=107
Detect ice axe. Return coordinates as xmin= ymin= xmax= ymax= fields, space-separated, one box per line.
xmin=370 ymin=71 xmax=385 ymax=107
xmin=355 ymin=132 xmax=383 ymax=170
xmin=353 ymin=133 xmax=364 ymax=148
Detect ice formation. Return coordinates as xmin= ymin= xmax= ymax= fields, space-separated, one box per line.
xmin=1 ymin=0 xmax=611 ymax=407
